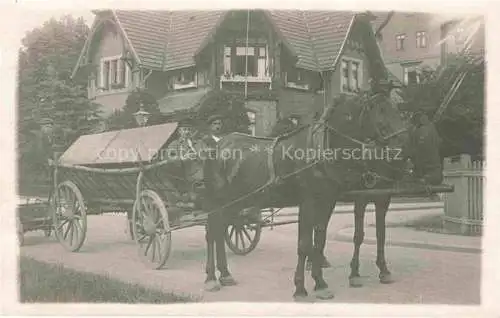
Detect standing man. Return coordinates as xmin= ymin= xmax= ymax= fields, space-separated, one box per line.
xmin=201 ymin=114 xmax=226 ymax=189
xmin=411 ymin=111 xmax=443 ymax=185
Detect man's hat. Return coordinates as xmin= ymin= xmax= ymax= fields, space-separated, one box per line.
xmin=207 ymin=114 xmax=224 ymax=124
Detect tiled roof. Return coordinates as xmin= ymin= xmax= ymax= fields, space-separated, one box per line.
xmin=114 ymin=10 xmax=171 ymax=70
xmin=106 ymin=10 xmax=390 ymax=72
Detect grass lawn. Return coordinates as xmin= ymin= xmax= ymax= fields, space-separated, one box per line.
xmin=19 ymin=256 xmax=197 ymax=303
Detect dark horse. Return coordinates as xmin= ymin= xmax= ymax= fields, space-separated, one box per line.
xmin=270 ymin=99 xmax=444 ymax=288
xmin=199 ymin=92 xmax=419 ymax=300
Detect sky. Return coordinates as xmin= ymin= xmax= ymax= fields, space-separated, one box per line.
xmin=18 ymin=9 xmax=94 ymax=39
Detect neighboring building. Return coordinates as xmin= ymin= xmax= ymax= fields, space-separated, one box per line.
xmin=72 ymin=10 xmax=396 ymax=136
xmin=376 ymin=12 xmax=484 ymax=86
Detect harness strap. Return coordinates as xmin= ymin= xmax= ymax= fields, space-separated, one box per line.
xmin=267 ymin=137 xmax=280 ymax=184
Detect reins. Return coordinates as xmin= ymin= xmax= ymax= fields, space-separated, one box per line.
xmin=185 ymin=103 xmax=414 ymax=227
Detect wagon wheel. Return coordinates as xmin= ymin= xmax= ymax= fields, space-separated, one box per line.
xmin=225 ymin=208 xmax=262 ymax=255
xmin=132 ymin=190 xmax=172 ymax=269
xmin=51 ymin=180 xmax=87 ymax=252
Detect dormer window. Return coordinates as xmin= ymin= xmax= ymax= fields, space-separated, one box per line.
xmin=285 ymin=68 xmax=309 ymax=90
xmin=221 ymin=45 xmax=271 ymax=85
xmin=97 ymin=55 xmax=130 ymax=93
xmin=173 ymin=68 xmax=197 ymax=90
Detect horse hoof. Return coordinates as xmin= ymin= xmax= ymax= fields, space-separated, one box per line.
xmin=293 ymin=294 xmax=312 ymax=302
xmin=204 ymin=280 xmax=221 ymax=292
xmin=379 ymin=273 xmax=394 ymax=284
xmin=349 ymin=276 xmax=363 ymax=288
xmin=219 ymin=275 xmax=238 ymax=286
xmin=314 ymin=288 xmax=335 ymax=300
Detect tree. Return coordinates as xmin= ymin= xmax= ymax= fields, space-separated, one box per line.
xmin=399 ymin=52 xmax=484 ymax=159
xmin=196 ymin=90 xmax=251 ymax=134
xmin=18 ymin=15 xmax=103 ymax=188
xmin=103 ymin=89 xmax=163 ymax=131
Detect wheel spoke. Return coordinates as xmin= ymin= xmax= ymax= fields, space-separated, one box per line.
xmin=229 ymin=226 xmax=235 ymax=240
xmin=144 ymin=236 xmax=153 ymax=256
xmin=239 ymin=230 xmax=246 ymax=250
xmin=57 ymin=218 xmax=70 ymax=231
xmin=235 ymin=228 xmax=239 ymax=248
xmin=151 ymin=237 xmax=157 ymax=261
xmin=63 ymin=221 xmax=72 ymax=239
xmin=242 ymin=226 xmax=253 ymax=242
xmin=68 ymin=222 xmax=75 ymax=245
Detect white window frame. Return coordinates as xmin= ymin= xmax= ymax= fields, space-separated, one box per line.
xmin=220 ymin=45 xmax=271 ymax=87
xmin=416 ymin=31 xmax=427 ymax=48
xmin=396 ymin=34 xmax=406 ymax=51
xmin=247 ymin=111 xmax=256 ymax=136
xmin=402 ymin=65 xmax=421 ymax=86
xmin=98 ymin=54 xmax=130 ymax=94
xmin=340 ymin=57 xmax=363 ymax=94
xmin=173 ymin=69 xmax=198 ymax=90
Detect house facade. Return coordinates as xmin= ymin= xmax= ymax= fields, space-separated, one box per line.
xmin=72 ymin=10 xmax=395 ymax=136
xmin=376 ymin=12 xmax=485 ymax=86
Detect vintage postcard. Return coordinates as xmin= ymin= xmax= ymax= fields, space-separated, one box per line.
xmin=1 ymin=0 xmax=498 ymax=316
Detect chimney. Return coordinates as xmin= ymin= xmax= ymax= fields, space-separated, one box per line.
xmin=440 ymin=21 xmax=453 ymax=66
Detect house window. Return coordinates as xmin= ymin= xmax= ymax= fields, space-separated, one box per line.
xmin=99 ymin=56 xmax=128 ymax=92
xmin=455 ymin=27 xmax=466 ymax=45
xmin=403 ymin=66 xmax=420 ymax=86
xmin=223 ymin=45 xmax=269 ymax=79
xmin=341 ymin=58 xmax=362 ymax=93
xmin=247 ymin=111 xmax=256 ymax=136
xmin=396 ymin=34 xmax=406 ymax=51
xmin=416 ymin=31 xmax=427 ymax=48
xmin=174 ymin=68 xmax=197 ymax=90
xmin=285 ymin=68 xmax=309 ymax=90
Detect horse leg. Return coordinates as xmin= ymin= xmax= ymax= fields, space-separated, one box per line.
xmin=375 ymin=195 xmax=394 ymax=284
xmin=293 ymin=200 xmax=314 ymax=301
xmin=349 ymin=198 xmax=368 ymax=288
xmin=307 ymin=202 xmax=335 ymax=271
xmin=310 ymin=199 xmax=336 ymax=300
xmin=204 ymin=214 xmax=221 ymax=292
xmin=215 ymin=212 xmax=237 ymax=286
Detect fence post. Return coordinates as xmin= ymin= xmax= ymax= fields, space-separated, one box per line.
xmin=443 ymin=154 xmax=483 ymax=235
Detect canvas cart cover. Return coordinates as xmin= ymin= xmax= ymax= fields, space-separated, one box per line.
xmin=58 ymin=123 xmax=178 ymax=166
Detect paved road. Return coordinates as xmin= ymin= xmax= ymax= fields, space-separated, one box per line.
xmin=20 ymin=208 xmax=480 ymax=304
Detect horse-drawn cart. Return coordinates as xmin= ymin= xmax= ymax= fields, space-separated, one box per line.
xmin=48 ymin=120 xmax=454 ymax=267
xmin=49 ymin=122 xmax=262 ymax=268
